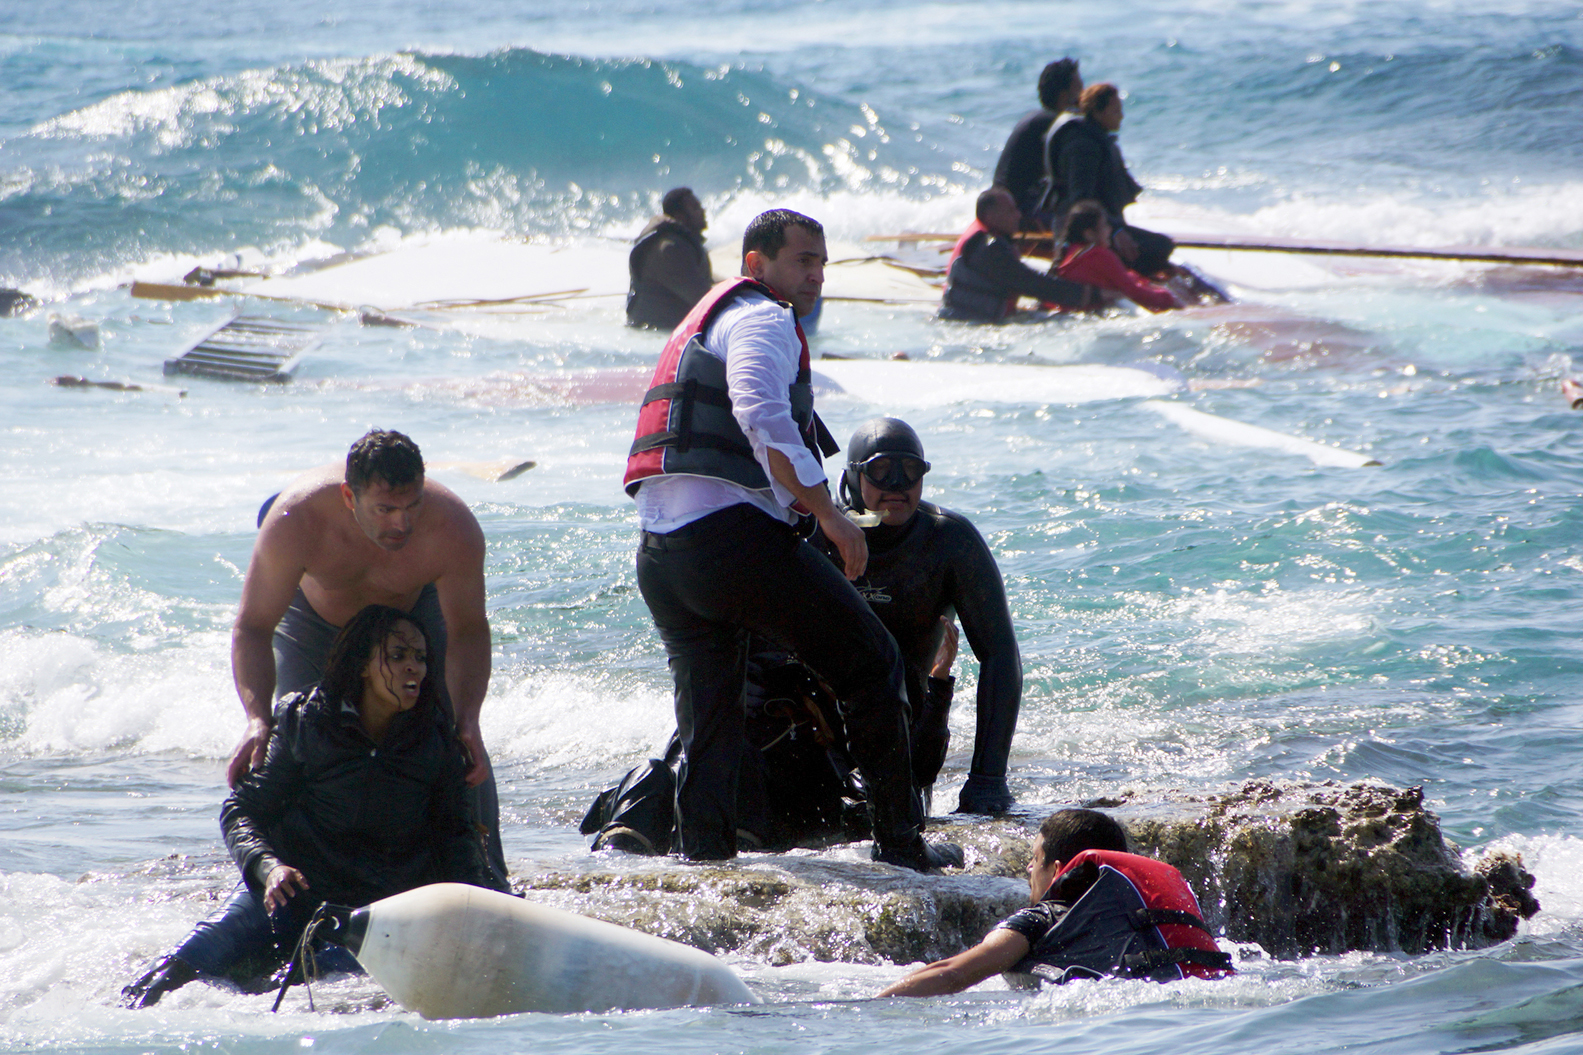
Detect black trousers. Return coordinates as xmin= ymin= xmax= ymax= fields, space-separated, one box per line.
xmin=636 ymin=503 xmax=923 ymax=860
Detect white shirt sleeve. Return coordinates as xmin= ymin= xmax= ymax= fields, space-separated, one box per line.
xmin=704 ymin=295 xmax=828 ymax=503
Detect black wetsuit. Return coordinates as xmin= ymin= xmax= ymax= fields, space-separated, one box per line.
xmin=1049 ymin=117 xmax=1174 ymax=275
xmin=626 ymin=217 xmax=712 ymax=330
xmin=940 ymin=229 xmax=1090 ymax=322
xmin=839 ymin=501 xmax=1021 ymax=812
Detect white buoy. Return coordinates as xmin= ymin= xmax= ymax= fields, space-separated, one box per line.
xmin=334 ymin=883 xmax=758 ymax=1019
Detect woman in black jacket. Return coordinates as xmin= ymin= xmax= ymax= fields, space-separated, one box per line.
xmin=124 ymin=604 xmax=508 ymax=1007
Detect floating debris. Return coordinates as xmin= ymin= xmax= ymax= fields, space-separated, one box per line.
xmin=163 ymin=315 xmax=320 ymax=383
xmin=48 ymin=314 xmax=101 ymax=350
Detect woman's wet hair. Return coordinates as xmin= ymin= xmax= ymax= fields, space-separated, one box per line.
xmin=1038 ymin=808 xmax=1129 ymax=866
xmin=1061 ymin=201 xmax=1108 ymax=245
xmin=319 ymin=604 xmax=438 ymax=713
xmin=1080 ymin=82 xmax=1120 ymax=119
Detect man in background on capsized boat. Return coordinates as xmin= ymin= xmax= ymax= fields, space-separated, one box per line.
xmin=992 ymin=57 xmax=1084 ymax=229
xmin=584 ymin=417 xmax=1024 ymax=853
xmin=877 ymin=809 xmax=1232 ymax=996
xmin=228 ymin=429 xmax=506 ymax=884
xmin=623 ymin=208 xmax=960 ymax=872
xmin=626 ymin=187 xmax=714 ymax=330
xmin=940 ymin=187 xmax=1096 ymax=322
xmin=1046 ymin=83 xmax=1175 ymax=277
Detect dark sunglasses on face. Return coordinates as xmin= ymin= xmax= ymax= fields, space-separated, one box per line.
xmin=855 ymin=453 xmax=930 ymax=491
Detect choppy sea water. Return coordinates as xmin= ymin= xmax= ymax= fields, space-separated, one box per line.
xmin=3 ymin=1 xmax=1583 ymax=1052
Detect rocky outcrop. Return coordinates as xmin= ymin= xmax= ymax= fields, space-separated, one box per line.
xmin=1111 ymin=780 xmax=1537 ymax=956
xmin=515 ymin=780 xmax=1537 ymax=966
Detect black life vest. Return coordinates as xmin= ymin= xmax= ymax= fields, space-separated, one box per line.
xmin=1014 ymin=850 xmax=1234 ymax=984
xmin=623 ymin=276 xmax=837 ymax=496
xmin=940 ymin=224 xmax=1017 ymax=322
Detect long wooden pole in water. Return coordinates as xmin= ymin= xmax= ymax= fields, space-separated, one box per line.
xmin=863 ymin=232 xmax=1583 ymax=268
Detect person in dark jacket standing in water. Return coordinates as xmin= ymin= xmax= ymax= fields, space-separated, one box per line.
xmin=123 ymin=605 xmax=508 ymax=1008
xmin=940 ymin=187 xmax=1094 ymax=322
xmin=626 ymin=187 xmax=714 ymax=330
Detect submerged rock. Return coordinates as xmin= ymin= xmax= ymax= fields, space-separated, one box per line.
xmin=515 ymin=780 xmax=1537 ymax=966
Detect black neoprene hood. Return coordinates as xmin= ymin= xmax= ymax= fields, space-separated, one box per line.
xmin=842 ymin=417 xmax=926 ymax=512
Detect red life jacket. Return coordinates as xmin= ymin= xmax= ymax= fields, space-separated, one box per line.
xmin=623 ymin=276 xmax=835 ymax=497
xmin=1023 ymin=849 xmax=1233 ymax=983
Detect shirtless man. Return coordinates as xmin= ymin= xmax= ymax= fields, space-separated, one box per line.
xmin=228 ymin=429 xmax=504 ymax=877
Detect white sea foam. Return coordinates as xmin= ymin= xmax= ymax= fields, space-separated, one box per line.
xmin=0 ymin=629 xmax=236 ymax=759
xmin=485 ymin=667 xmax=673 ymax=771
xmin=1471 ymin=834 xmax=1583 ymax=936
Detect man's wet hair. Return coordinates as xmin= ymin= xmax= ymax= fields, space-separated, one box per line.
xmin=319 ymin=604 xmax=439 ymax=714
xmin=1037 ymin=58 xmax=1080 ymax=110
xmin=662 ymin=187 xmax=696 ymax=217
xmin=1081 ymin=82 xmax=1120 ymax=119
xmin=1037 ymin=808 xmax=1129 ymax=866
xmin=346 ymin=429 xmax=424 ymax=495
xmin=976 ymin=187 xmax=1013 ymax=224
xmin=742 ymin=209 xmax=824 ymax=262
xmin=1061 ymin=200 xmax=1108 ymax=244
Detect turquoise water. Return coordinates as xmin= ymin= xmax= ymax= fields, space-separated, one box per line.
xmin=3 ymin=1 xmax=1583 ymax=1051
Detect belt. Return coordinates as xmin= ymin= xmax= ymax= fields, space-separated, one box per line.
xmin=639 ymin=503 xmax=781 ymax=552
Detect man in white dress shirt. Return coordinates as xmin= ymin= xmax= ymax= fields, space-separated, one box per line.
xmin=621 ymin=209 xmax=961 ymax=871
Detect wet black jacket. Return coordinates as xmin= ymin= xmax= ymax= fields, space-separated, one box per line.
xmin=993 ymin=108 xmax=1059 ymax=215
xmin=1051 ymin=117 xmax=1144 ymax=228
xmin=844 ymin=502 xmax=1023 ymax=783
xmin=221 ymin=689 xmax=506 ymax=909
xmin=626 ymin=217 xmax=713 ymax=330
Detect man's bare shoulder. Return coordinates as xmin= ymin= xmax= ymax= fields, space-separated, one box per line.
xmin=257 ymin=466 xmax=346 ymax=542
xmin=419 ymin=479 xmax=485 ymax=561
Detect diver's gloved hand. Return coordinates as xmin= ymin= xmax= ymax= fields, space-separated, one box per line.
xmin=953 ymin=773 xmax=1014 ymax=815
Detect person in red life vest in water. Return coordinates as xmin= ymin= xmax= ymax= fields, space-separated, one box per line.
xmin=939 ymin=187 xmax=1096 ymax=322
xmin=624 ymin=208 xmax=961 ymax=873
xmin=1055 ymin=200 xmax=1184 ymax=313
xmin=877 ymin=808 xmax=1233 ymax=996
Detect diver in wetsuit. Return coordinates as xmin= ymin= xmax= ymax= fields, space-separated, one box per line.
xmin=833 ymin=417 xmax=1022 ymax=814
xmin=583 ymin=417 xmax=1023 ymax=853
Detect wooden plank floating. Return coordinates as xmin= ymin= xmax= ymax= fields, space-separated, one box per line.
xmin=1170 ymin=235 xmax=1583 ymax=268
xmin=163 ymin=316 xmax=322 ymax=383
xmin=863 ymin=232 xmax=1583 ymax=268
